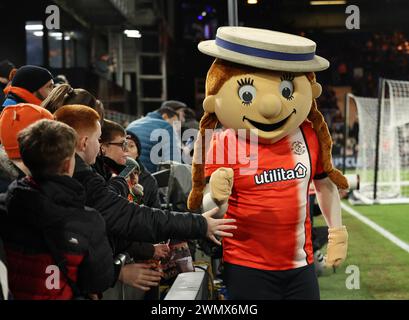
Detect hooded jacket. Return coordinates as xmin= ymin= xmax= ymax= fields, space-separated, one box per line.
xmin=126 ymin=111 xmax=181 ymax=173
xmin=0 ymin=175 xmax=115 ymax=299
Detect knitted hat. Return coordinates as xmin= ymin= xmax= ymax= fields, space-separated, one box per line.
xmin=0 ymin=60 xmax=15 ymax=79
xmin=0 ymin=103 xmax=54 ymax=159
xmin=11 ymin=65 xmax=53 ymax=93
xmin=126 ymin=130 xmax=142 ymax=159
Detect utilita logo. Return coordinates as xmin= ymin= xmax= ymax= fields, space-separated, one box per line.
xmin=254 ymin=163 xmax=307 ymax=185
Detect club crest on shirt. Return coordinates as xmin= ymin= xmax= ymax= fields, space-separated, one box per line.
xmin=291 ymin=141 xmax=306 ymax=155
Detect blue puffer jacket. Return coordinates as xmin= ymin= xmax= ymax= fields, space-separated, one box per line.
xmin=126 ymin=111 xmax=180 ymax=173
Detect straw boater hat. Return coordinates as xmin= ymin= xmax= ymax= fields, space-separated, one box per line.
xmin=187 ymin=26 xmax=348 ymax=211
xmin=198 ymin=26 xmax=329 ymax=72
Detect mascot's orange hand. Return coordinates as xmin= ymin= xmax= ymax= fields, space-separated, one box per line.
xmin=210 ymin=167 xmax=234 ymax=203
xmin=325 ymin=226 xmax=348 ymax=268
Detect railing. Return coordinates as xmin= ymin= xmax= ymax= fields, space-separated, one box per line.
xmin=164 ymin=266 xmax=209 ymax=300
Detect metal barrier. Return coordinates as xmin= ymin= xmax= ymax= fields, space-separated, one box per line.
xmin=164 ymin=267 xmax=209 ymax=300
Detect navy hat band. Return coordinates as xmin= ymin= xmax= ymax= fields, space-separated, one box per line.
xmin=215 ymin=37 xmax=315 ymax=62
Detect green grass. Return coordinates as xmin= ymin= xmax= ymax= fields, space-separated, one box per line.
xmin=350 ymin=203 xmax=409 ymax=243
xmin=316 ymin=203 xmax=409 ymax=300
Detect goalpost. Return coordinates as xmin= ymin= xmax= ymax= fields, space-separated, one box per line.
xmin=345 ymin=79 xmax=409 ymax=205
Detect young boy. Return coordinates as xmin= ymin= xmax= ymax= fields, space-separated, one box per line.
xmin=0 ymin=119 xmax=115 ymax=299
xmin=54 ymin=104 xmax=236 ymax=247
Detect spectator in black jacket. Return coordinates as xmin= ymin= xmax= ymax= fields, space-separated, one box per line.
xmin=126 ymin=130 xmax=161 ymax=209
xmin=97 ymin=119 xmax=170 ymax=263
xmin=0 ymin=103 xmax=55 ymax=300
xmin=2 ymin=65 xmax=54 ymax=110
xmin=0 ymin=120 xmax=115 ymax=299
xmin=54 ymin=105 xmax=236 ymax=248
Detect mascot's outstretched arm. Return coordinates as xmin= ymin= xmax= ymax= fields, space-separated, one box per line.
xmin=314 ymin=177 xmax=348 ymax=268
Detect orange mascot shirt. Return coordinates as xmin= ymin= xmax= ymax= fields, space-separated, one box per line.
xmin=205 ymin=121 xmax=326 ymax=271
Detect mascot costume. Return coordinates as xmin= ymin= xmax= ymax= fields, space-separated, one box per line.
xmin=188 ymin=27 xmax=349 ymax=300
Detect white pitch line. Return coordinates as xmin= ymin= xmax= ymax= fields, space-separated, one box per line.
xmin=341 ymin=202 xmax=409 ymax=254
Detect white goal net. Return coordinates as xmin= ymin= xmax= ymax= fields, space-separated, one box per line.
xmin=350 ymin=79 xmax=409 ymax=204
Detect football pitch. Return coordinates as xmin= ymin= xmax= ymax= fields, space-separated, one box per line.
xmin=317 ymin=201 xmax=409 ymax=299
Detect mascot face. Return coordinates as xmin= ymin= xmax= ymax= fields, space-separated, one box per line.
xmin=204 ymin=68 xmax=322 ymax=143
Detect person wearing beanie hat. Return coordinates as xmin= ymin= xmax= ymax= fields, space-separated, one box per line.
xmin=0 ymin=103 xmax=53 ymax=192
xmin=2 ymin=65 xmax=54 ymax=110
xmin=126 ymin=130 xmax=161 ymax=209
xmin=0 ymin=60 xmax=15 ymax=105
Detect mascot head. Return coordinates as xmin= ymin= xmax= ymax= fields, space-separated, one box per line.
xmin=188 ymin=27 xmax=348 ymax=211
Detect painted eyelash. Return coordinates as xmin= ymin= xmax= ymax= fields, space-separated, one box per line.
xmin=280 ymin=73 xmax=295 ymax=81
xmin=237 ymin=77 xmax=254 ymax=87
xmin=286 ymin=96 xmax=294 ymax=101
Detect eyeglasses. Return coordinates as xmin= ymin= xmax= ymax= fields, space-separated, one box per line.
xmin=106 ymin=140 xmax=128 ymax=151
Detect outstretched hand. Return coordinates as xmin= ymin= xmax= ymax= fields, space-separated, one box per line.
xmin=203 ymin=207 xmax=237 ymax=245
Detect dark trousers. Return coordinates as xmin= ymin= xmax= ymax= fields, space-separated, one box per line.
xmin=224 ymin=262 xmax=320 ymax=300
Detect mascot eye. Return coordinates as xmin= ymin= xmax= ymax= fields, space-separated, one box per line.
xmin=238 ymin=85 xmax=256 ymax=105
xmin=279 ymin=80 xmax=294 ymax=100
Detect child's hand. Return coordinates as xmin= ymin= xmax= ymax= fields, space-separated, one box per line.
xmin=153 ymin=243 xmax=170 ymax=259
xmin=119 ymin=263 xmax=163 ymax=291
xmin=203 ymin=207 xmax=236 ymax=245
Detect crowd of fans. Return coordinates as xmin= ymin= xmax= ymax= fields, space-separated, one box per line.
xmin=0 ymin=61 xmax=235 ymax=300
xmin=318 ymin=31 xmax=409 ymax=97
xmin=2 ymin=30 xmax=406 ymax=299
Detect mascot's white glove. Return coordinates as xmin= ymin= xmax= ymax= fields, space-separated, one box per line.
xmin=325 ymin=226 xmax=348 ymax=268
xmin=209 ymin=167 xmax=234 ymax=203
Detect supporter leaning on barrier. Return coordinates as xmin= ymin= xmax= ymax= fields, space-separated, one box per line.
xmin=96 ymin=119 xmax=170 ymax=263
xmin=0 ymin=105 xmax=162 ymax=296
xmin=54 ymin=105 xmax=236 ymax=245
xmin=54 ymin=105 xmax=234 ymax=290
xmin=2 ymin=65 xmax=54 ymax=110
xmin=0 ymin=120 xmax=115 ymax=299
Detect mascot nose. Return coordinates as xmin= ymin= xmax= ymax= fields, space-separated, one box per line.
xmin=258 ymin=94 xmax=282 ymax=119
